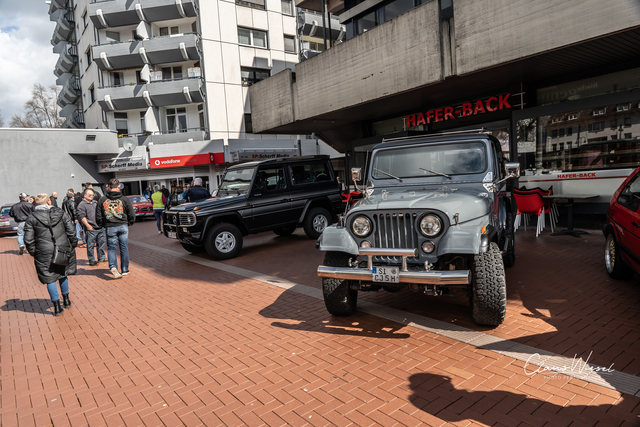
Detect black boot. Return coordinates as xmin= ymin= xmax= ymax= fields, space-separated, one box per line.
xmin=53 ymin=300 xmax=64 ymax=316
xmin=62 ymin=294 xmax=71 ymax=308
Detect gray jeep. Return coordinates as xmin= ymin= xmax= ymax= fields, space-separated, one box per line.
xmin=316 ymin=131 xmax=520 ymax=326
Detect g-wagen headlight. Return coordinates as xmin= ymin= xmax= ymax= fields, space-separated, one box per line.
xmin=352 ymin=216 xmax=372 ymax=237
xmin=419 ymin=214 xmax=442 ymax=237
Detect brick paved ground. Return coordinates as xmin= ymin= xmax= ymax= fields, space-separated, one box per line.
xmin=1 ymin=221 xmax=639 ymax=426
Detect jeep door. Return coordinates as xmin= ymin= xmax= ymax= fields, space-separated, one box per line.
xmin=288 ymin=160 xmax=339 ymax=222
xmin=248 ymin=165 xmax=293 ymax=230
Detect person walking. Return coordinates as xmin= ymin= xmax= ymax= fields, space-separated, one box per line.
xmin=23 ymin=193 xmax=77 ymax=316
xmin=77 ymin=188 xmax=106 ymax=266
xmin=50 ymin=192 xmax=58 ymax=207
xmin=63 ymin=191 xmax=84 ymax=248
xmin=9 ymin=193 xmax=35 ymax=255
xmin=96 ymin=178 xmax=135 ymax=279
xmin=151 ymin=185 xmax=166 ymax=234
xmin=184 ymin=178 xmax=210 ymax=203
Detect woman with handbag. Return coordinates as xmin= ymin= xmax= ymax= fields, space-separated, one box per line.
xmin=24 ymin=193 xmax=78 ymax=316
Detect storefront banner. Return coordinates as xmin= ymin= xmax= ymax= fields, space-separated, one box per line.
xmin=234 ymin=150 xmax=298 ymax=162
xmin=150 ymin=152 xmax=224 ymax=169
xmin=98 ymin=156 xmax=148 ymax=174
xmin=406 ymin=93 xmax=513 ymax=127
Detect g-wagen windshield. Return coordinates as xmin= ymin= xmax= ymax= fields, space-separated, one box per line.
xmin=371 ymin=141 xmax=487 ymax=180
xmin=219 ymin=167 xmax=256 ymax=195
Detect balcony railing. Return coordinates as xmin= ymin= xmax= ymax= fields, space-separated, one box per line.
xmin=98 ymin=74 xmax=201 ymax=90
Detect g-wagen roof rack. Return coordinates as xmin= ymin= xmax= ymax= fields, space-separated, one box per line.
xmin=381 ymin=128 xmax=491 ymax=144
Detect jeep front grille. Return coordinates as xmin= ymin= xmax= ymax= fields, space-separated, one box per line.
xmin=179 ymin=212 xmax=196 ymax=227
xmin=372 ymin=212 xmax=420 ymax=263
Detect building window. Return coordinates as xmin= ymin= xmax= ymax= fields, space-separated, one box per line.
xmin=559 ymin=128 xmax=565 ymax=138
xmin=284 ymin=35 xmax=296 ymax=53
xmin=617 ymin=104 xmax=630 ymax=112
xmin=89 ymin=86 xmax=95 ymax=104
xmin=140 ymin=111 xmax=146 ymax=133
xmin=111 ymin=72 xmax=124 ymax=86
xmin=240 ymin=67 xmax=270 ymax=86
xmin=551 ymin=144 xmax=557 ymax=152
xmin=589 ymin=121 xmax=605 ymax=132
xmin=568 ymin=113 xmax=578 ymax=120
xmin=384 ymin=0 xmax=414 ymax=21
xmin=82 ymin=12 xmax=87 ymax=30
xmin=611 ymin=119 xmax=618 ymax=129
xmin=625 ymin=133 xmax=633 ymax=139
xmin=624 ymin=117 xmax=632 ymax=127
xmin=192 ymin=21 xmax=198 ymax=33
xmin=85 ymin=48 xmax=91 ymax=69
xmin=238 ymin=28 xmax=267 ymax=48
xmin=198 ymin=104 xmax=205 ymax=131
xmin=236 ymin=0 xmax=265 ymax=10
xmin=167 ymin=107 xmax=187 ymax=132
xmin=114 ymin=112 xmax=128 ymax=136
xmin=559 ymin=143 xmax=564 ymax=151
xmin=357 ymin=11 xmax=378 ymax=34
xmin=566 ymin=127 xmax=572 ymax=136
xmin=105 ymin=31 xmax=120 ymax=44
xmin=244 ymin=114 xmax=253 ymax=133
xmin=593 ymin=108 xmax=605 ymax=116
xmin=281 ymin=0 xmax=293 ymax=15
xmin=159 ymin=27 xmax=169 ymax=36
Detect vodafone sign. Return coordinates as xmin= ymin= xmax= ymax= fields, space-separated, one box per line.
xmin=150 ymin=152 xmax=224 ymax=169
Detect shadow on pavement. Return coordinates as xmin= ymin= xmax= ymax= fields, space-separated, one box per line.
xmin=1 ymin=298 xmax=51 ymax=314
xmin=259 ymin=290 xmax=411 ymax=339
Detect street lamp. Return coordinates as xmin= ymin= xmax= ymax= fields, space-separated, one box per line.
xmin=618 ymin=124 xmax=624 ymax=140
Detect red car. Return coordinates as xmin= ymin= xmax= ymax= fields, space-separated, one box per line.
xmin=126 ymin=195 xmax=153 ymax=221
xmin=603 ymin=167 xmax=640 ymax=278
xmin=0 ymin=203 xmax=18 ymax=235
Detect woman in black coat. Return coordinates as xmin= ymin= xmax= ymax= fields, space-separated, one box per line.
xmin=24 ymin=194 xmax=78 ymax=316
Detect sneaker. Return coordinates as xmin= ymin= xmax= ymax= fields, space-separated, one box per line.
xmin=89 ymin=261 xmax=98 ymax=266
xmin=121 ymin=270 xmax=130 ymax=276
xmin=98 ymin=258 xmax=107 ymax=263
xmin=18 ymin=246 xmax=24 ymax=255
xmin=79 ymin=243 xmax=86 ymax=248
xmin=110 ymin=267 xmax=122 ymax=279
xmin=158 ymin=231 xmax=163 ymax=234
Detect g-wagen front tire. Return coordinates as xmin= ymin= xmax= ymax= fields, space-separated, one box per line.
xmin=304 ymin=207 xmax=331 ymax=239
xmin=181 ymin=242 xmax=205 ymax=253
xmin=204 ymin=223 xmax=243 ymax=260
xmin=322 ymin=251 xmax=358 ymax=315
xmin=471 ymin=242 xmax=507 ymax=326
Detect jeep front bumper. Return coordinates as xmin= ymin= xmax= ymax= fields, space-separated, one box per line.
xmin=317 ymin=248 xmax=471 ymax=285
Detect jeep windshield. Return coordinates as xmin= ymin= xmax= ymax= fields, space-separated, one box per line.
xmin=371 ymin=141 xmax=487 ymax=180
xmin=218 ymin=167 xmax=256 ymax=195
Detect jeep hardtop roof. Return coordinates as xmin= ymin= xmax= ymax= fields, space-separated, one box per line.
xmin=375 ymin=130 xmax=498 ymax=151
xmin=226 ymin=155 xmax=330 ymax=170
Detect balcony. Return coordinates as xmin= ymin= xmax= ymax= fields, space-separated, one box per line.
xmin=57 ymin=76 xmax=81 ymax=108
xmin=96 ymin=77 xmax=204 ymax=111
xmin=48 ymin=0 xmax=68 ymax=14
xmin=298 ymin=10 xmax=343 ymax=40
xmin=62 ymin=110 xmax=85 ymax=129
xmin=92 ymin=33 xmax=199 ymax=71
xmin=125 ymin=128 xmax=206 ymax=145
xmin=295 ymin=0 xmax=343 ymax=15
xmin=88 ymin=0 xmax=197 ymax=30
xmin=54 ymin=44 xmax=77 ymax=77
xmin=51 ymin=10 xmax=74 ymax=46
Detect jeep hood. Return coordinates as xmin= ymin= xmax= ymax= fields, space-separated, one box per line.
xmin=171 ymin=194 xmax=247 ymax=211
xmin=349 ymin=187 xmax=491 ymax=224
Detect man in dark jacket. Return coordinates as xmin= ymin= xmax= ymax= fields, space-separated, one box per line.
xmin=63 ymin=191 xmax=84 ymax=248
xmin=77 ymin=188 xmax=106 ymax=266
xmin=185 ymin=178 xmax=210 ymax=203
xmin=50 ymin=192 xmax=58 ymax=207
xmin=9 ymin=192 xmax=35 ymax=255
xmin=85 ymin=183 xmax=103 ymax=202
xmin=24 ymin=193 xmax=77 ymax=316
xmin=96 ymin=178 xmax=135 ymax=279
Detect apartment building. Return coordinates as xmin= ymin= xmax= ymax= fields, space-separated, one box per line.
xmin=49 ymin=0 xmax=338 ymax=194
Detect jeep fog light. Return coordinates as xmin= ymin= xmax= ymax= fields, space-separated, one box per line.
xmin=422 ymin=241 xmax=435 ymax=253
xmin=419 ymin=214 xmax=442 ymax=237
xmin=360 ymin=240 xmax=371 ymax=248
xmin=352 ymin=216 xmax=372 ymax=237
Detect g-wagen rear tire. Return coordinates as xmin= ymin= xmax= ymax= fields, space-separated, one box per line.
xmin=204 ymin=223 xmax=243 ymax=260
xmin=180 ymin=242 xmax=205 ymax=253
xmin=322 ymin=251 xmax=358 ymax=315
xmin=273 ymin=225 xmax=296 ymax=237
xmin=304 ymin=207 xmax=331 ymax=239
xmin=605 ymin=234 xmax=634 ymax=279
xmin=471 ymin=242 xmax=507 ymax=326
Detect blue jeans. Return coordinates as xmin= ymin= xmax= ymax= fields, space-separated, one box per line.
xmin=75 ymin=221 xmax=84 ymax=243
xmin=17 ymin=221 xmax=25 ymax=247
xmin=106 ymin=225 xmax=129 ymax=272
xmin=85 ymin=229 xmax=106 ymax=263
xmin=153 ymin=209 xmax=164 ymax=232
xmin=47 ymin=277 xmax=69 ymax=301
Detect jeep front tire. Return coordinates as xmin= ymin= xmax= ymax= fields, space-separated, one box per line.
xmin=304 ymin=207 xmax=331 ymax=239
xmin=471 ymin=242 xmax=507 ymax=326
xmin=204 ymin=223 xmax=243 ymax=260
xmin=322 ymin=251 xmax=358 ymax=315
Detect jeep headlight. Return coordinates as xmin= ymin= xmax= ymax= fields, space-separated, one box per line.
xmin=419 ymin=214 xmax=442 ymax=237
xmin=352 ymin=216 xmax=372 ymax=237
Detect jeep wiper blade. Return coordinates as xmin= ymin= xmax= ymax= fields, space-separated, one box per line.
xmin=419 ymin=167 xmax=452 ymax=179
xmin=374 ymin=168 xmax=403 ymax=182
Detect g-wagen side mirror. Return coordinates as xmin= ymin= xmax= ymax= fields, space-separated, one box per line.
xmin=505 ymin=162 xmax=520 ymax=179
xmin=351 ymin=168 xmax=362 ymax=183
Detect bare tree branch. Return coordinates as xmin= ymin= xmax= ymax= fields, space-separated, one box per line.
xmin=10 ymin=84 xmax=64 ymax=128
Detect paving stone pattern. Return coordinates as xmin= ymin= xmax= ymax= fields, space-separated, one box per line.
xmin=0 ymin=221 xmax=639 ymax=426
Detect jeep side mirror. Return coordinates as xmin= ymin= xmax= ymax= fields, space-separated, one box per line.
xmin=351 ymin=168 xmax=362 ymax=183
xmin=504 ymin=162 xmax=520 ymax=178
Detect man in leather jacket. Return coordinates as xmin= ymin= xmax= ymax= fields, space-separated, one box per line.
xmin=9 ymin=192 xmax=34 ymax=255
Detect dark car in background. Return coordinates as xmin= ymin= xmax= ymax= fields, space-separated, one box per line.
xmin=126 ymin=195 xmax=153 ymax=221
xmin=0 ymin=204 xmax=18 ymax=235
xmin=603 ymin=167 xmax=640 ymax=279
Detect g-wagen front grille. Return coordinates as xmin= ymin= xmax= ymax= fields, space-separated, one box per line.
xmin=179 ymin=212 xmax=196 ymax=227
xmin=372 ymin=212 xmax=420 ymax=263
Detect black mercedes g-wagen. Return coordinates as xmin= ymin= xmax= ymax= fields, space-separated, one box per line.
xmin=164 ymin=155 xmax=342 ymax=260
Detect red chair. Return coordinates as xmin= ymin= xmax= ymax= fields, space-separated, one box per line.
xmin=515 ymin=187 xmax=557 ymax=232
xmin=513 ymin=191 xmax=546 ymax=237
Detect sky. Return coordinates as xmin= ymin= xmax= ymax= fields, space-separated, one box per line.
xmin=0 ymin=0 xmax=58 ymax=123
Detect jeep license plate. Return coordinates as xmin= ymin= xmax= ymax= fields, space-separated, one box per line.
xmin=167 ymin=231 xmax=177 ymax=239
xmin=372 ymin=267 xmax=399 ymax=283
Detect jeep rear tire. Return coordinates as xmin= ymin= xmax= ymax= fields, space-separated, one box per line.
xmin=605 ymin=234 xmax=634 ymax=279
xmin=502 ymin=212 xmax=516 ymax=268
xmin=471 ymin=242 xmax=507 ymax=326
xmin=322 ymin=251 xmax=358 ymax=315
xmin=181 ymin=242 xmax=206 ymax=253
xmin=304 ymin=207 xmax=331 ymax=239
xmin=273 ymin=225 xmax=297 ymax=237
xmin=204 ymin=223 xmax=243 ymax=260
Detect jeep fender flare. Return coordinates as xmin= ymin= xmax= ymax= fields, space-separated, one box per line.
xmin=437 ymin=215 xmax=492 ymax=256
xmin=298 ymin=197 xmax=336 ymax=223
xmin=316 ymin=225 xmax=360 ymax=255
xmin=202 ymin=213 xmax=249 ymax=239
